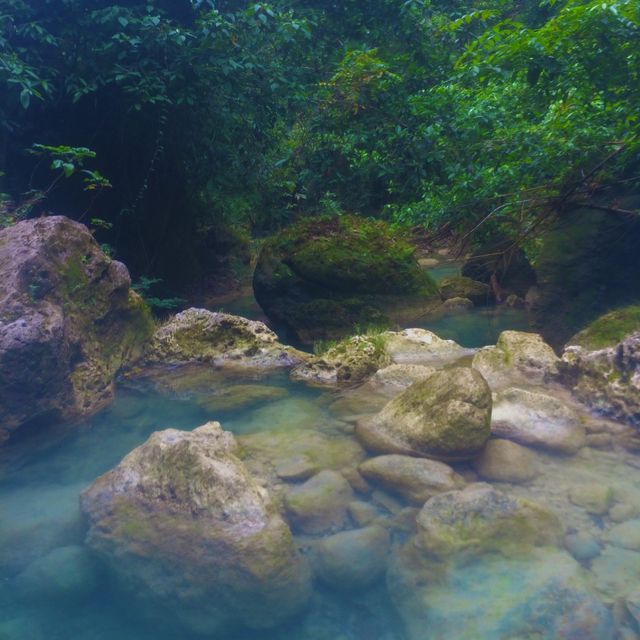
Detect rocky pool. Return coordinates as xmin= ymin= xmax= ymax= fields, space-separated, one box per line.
xmin=2 ymin=325 xmax=640 ymax=640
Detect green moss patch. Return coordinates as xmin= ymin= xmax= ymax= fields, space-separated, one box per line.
xmin=570 ymin=305 xmax=640 ymax=350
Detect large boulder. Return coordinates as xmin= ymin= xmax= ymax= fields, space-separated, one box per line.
xmin=472 ymin=330 xmax=559 ymax=389
xmin=0 ymin=216 xmax=154 ymax=441
xmin=356 ymin=368 xmax=492 ymax=461
xmin=491 ymin=387 xmax=586 ymax=454
xmin=253 ymin=216 xmax=441 ymax=344
xmin=384 ymin=328 xmax=473 ymax=366
xmin=144 ymin=308 xmax=306 ymax=370
xmin=80 ymin=422 xmax=311 ymax=635
xmin=560 ymin=306 xmax=640 ymax=425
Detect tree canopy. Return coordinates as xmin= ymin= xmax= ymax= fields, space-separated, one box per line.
xmin=1 ymin=0 xmax=638 ymax=283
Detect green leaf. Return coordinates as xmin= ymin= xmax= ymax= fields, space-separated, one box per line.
xmin=19 ymin=89 xmax=30 ymax=109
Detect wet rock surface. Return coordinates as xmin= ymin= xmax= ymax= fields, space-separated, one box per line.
xmin=81 ymin=421 xmax=311 ymax=634
xmin=356 ymin=367 xmax=492 ymax=461
xmin=0 ymin=216 xmax=154 ymax=441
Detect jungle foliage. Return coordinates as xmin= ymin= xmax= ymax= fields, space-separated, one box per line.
xmin=1 ymin=0 xmax=639 ymax=283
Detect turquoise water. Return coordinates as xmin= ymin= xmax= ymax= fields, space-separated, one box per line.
xmin=420 ymin=306 xmax=531 ymax=348
xmin=0 ymin=342 xmax=637 ymax=638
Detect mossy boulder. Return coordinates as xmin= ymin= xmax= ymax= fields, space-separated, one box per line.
xmin=438 ymin=276 xmax=491 ymax=306
xmin=0 ymin=216 xmax=154 ymax=441
xmin=414 ymin=483 xmax=562 ymax=559
xmin=253 ymin=216 xmax=441 ymax=343
xmin=81 ymin=421 xmax=311 ymax=635
xmin=144 ymin=308 xmax=307 ymax=371
xmin=472 ymin=330 xmax=559 ymax=389
xmin=291 ymin=333 xmax=391 ymax=386
xmin=560 ymin=306 xmax=640 ymax=425
xmin=356 ymin=367 xmax=492 ymax=461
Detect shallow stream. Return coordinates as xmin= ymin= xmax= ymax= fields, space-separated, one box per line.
xmin=1 ymin=299 xmax=639 ymax=639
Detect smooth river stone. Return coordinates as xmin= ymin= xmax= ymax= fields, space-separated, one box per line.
xmin=569 ymin=485 xmax=614 ymax=515
xmin=491 ymin=387 xmax=586 ymax=454
xmin=606 ymin=520 xmax=640 ymax=551
xmin=284 ymin=470 xmax=354 ymax=534
xmin=474 ymin=438 xmax=538 ymax=483
xmin=358 ymin=455 xmax=464 ymax=505
xmin=315 ymin=525 xmax=390 ymax=591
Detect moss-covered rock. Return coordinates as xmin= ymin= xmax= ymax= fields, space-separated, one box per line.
xmin=144 ymin=308 xmax=307 ymax=371
xmin=438 ymin=276 xmax=491 ymax=306
xmin=81 ymin=421 xmax=311 ymax=635
xmin=253 ymin=216 xmax=441 ymax=343
xmin=569 ymin=306 xmax=640 ymax=350
xmin=0 ymin=216 xmax=154 ymax=441
xmin=356 ymin=367 xmax=492 ymax=461
xmin=472 ymin=330 xmax=559 ymax=389
xmin=560 ymin=306 xmax=640 ymax=425
xmin=291 ymin=333 xmax=391 ymax=386
xmin=414 ymin=483 xmax=562 ymax=559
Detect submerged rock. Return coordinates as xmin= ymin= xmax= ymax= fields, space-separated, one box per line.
xmin=358 ymin=455 xmax=464 ymax=505
xmin=388 ymin=546 xmax=612 ymax=640
xmin=144 ymin=308 xmax=306 ymax=371
xmin=253 ymin=215 xmax=441 ymax=344
xmin=291 ymin=333 xmax=390 ymax=386
xmin=472 ymin=330 xmax=559 ymax=389
xmin=474 ymin=438 xmax=538 ymax=483
xmin=560 ymin=306 xmax=640 ymax=425
xmin=0 ymin=216 xmax=154 ymax=441
xmin=356 ymin=368 xmax=492 ymax=461
xmin=283 ymin=470 xmax=354 ymax=534
xmin=197 ymin=384 xmax=288 ymax=413
xmin=81 ymin=421 xmax=311 ymax=634
xmin=438 ymin=276 xmax=491 ymax=306
xmin=491 ymin=387 xmax=585 ymax=454
xmin=413 ymin=483 xmax=562 ymax=558
xmin=15 ymin=545 xmax=99 ymax=603
xmin=314 ymin=525 xmax=390 ymax=591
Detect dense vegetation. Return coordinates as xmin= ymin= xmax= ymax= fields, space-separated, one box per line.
xmin=1 ymin=0 xmax=638 ymax=290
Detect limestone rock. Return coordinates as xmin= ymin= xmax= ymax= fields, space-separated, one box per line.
xmin=565 ymin=531 xmax=602 ymax=562
xmin=414 ymin=483 xmax=562 ymax=558
xmin=291 ymin=334 xmax=390 ymax=386
xmin=474 ymin=438 xmax=538 ymax=483
xmin=358 ymin=455 xmax=464 ymax=505
xmin=369 ymin=364 xmax=435 ymax=396
xmin=491 ymin=387 xmax=586 ymax=454
xmin=0 ymin=216 xmax=154 ymax=441
xmin=441 ymin=296 xmax=474 ymax=312
xmin=388 ymin=546 xmax=612 ymax=640
xmin=356 ymin=368 xmax=492 ymax=461
xmin=81 ymin=421 xmax=311 ymax=634
xmin=284 ymin=470 xmax=354 ymax=534
xmin=438 ymin=276 xmax=491 ymax=306
xmin=560 ymin=306 xmax=640 ymax=426
xmin=384 ymin=328 xmax=473 ymax=366
xmin=315 ymin=526 xmax=390 ymax=590
xmin=472 ymin=330 xmax=559 ymax=388
xmin=145 ymin=308 xmax=306 ymax=370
